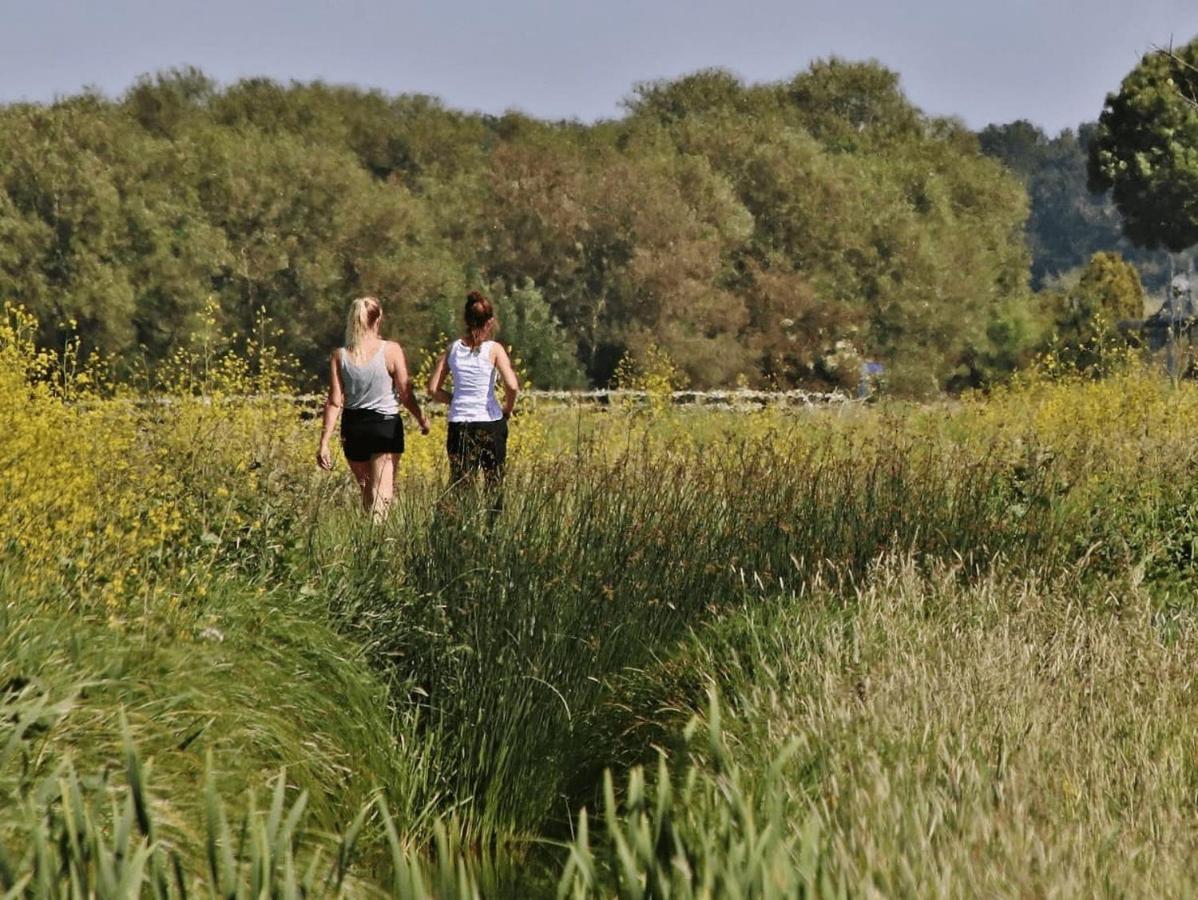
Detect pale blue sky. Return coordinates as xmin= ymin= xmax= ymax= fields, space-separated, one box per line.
xmin=2 ymin=0 xmax=1197 ymax=132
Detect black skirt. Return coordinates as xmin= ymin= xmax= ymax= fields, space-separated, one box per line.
xmin=340 ymin=408 xmax=404 ymax=462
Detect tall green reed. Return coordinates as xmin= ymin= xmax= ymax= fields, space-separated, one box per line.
xmin=1 ymin=684 xmax=830 ymax=899
xmin=303 ymin=426 xmax=1074 ymax=844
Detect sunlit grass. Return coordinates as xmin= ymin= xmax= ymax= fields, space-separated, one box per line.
xmin=6 ymin=305 xmax=1198 ymax=895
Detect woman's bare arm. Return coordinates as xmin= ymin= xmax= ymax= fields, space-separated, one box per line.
xmin=491 ymin=343 xmax=520 ymax=417
xmin=427 ymin=352 xmax=452 ymax=404
xmin=317 ymin=351 xmax=343 ymax=470
xmin=388 ymin=342 xmax=429 ymax=434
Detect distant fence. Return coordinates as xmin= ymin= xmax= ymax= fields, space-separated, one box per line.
xmin=517 ymin=388 xmax=852 ymax=409
xmin=111 ymin=388 xmax=858 ymax=414
xmin=289 ymin=388 xmax=855 ymax=412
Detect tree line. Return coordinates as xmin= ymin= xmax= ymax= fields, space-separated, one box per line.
xmin=1 ymin=46 xmax=1194 ymax=392
xmin=978 ymin=121 xmax=1195 ymax=293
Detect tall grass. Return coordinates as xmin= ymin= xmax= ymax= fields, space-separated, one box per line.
xmin=302 ymin=426 xmax=1081 ymax=844
xmin=13 ymin=558 xmax=1198 ymax=897
xmin=596 ymin=556 xmax=1198 ymax=896
xmin=11 ymin=302 xmax=1198 ymax=893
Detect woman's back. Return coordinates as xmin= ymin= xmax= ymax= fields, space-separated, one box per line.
xmin=340 ymin=343 xmax=399 ymax=414
xmin=446 ymin=339 xmax=502 ymax=422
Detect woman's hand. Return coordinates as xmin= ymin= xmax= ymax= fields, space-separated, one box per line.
xmin=493 ymin=344 xmax=519 ymax=419
xmin=418 ymin=415 xmax=430 ymax=436
xmin=319 ymin=354 xmax=343 ymax=471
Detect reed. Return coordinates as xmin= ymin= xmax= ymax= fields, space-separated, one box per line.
xmin=9 ymin=305 xmax=1198 ymax=894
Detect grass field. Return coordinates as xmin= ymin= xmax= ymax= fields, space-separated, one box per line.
xmin=6 ymin=306 xmax=1198 ymax=896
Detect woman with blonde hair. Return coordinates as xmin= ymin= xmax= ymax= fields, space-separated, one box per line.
xmin=427 ymin=291 xmax=519 ymax=497
xmin=317 ymin=296 xmax=429 ymax=517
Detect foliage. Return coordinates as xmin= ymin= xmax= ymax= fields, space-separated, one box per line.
xmin=1065 ymin=251 xmax=1144 ymax=324
xmin=1035 ymin=251 xmax=1145 ymax=373
xmin=14 ymin=310 xmax=1198 ymax=893
xmin=1088 ymin=37 xmax=1198 ymax=252
xmin=492 ymin=280 xmax=587 ymax=389
xmin=0 ymin=60 xmax=1042 ymax=393
xmin=981 ymin=121 xmax=1124 ymax=287
xmin=612 ymin=343 xmax=689 ymax=413
xmin=622 ymin=61 xmax=1037 ymax=393
xmin=980 ymin=119 xmax=1198 ymax=294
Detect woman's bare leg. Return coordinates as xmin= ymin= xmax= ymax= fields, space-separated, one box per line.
xmin=348 ymin=460 xmax=373 ymax=511
xmin=368 ymin=452 xmax=399 ymax=521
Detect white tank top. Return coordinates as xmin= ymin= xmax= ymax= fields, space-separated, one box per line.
xmin=446 ymin=339 xmax=502 ymax=423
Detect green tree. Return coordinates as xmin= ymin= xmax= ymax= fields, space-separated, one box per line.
xmin=494 ymin=281 xmax=586 ymax=389
xmin=980 ymin=122 xmax=1122 ymax=288
xmin=0 ymin=97 xmax=227 ymax=360
xmin=483 ymin=129 xmax=753 ymax=386
xmin=1055 ymin=251 xmax=1144 ymax=350
xmin=1088 ymin=38 xmax=1198 ymax=252
xmin=0 ymin=62 xmax=1046 ymax=393
xmin=630 ymin=61 xmax=1036 ymax=392
xmin=980 ymin=119 xmax=1195 ymax=291
xmin=191 ymin=128 xmax=459 ymax=373
xmin=783 ymin=57 xmax=922 ymax=153
xmin=123 ymin=66 xmax=215 ymax=138
xmin=625 ymin=69 xmax=772 ymax=126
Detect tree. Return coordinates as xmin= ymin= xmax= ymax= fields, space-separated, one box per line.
xmin=191 ymin=128 xmax=459 ymax=373
xmin=980 ymin=120 xmax=1195 ymax=291
xmin=625 ymin=69 xmax=762 ymax=125
xmin=1055 ymin=251 xmax=1144 ymax=348
xmin=0 ymin=62 xmax=1043 ymax=393
xmin=124 ymin=66 xmax=215 ymax=138
xmin=1088 ymin=38 xmax=1198 ymax=252
xmin=483 ymin=129 xmax=754 ymax=386
xmin=980 ymin=122 xmax=1123 ymax=288
xmin=493 ymin=281 xmax=586 ymax=389
xmin=637 ymin=62 xmax=1035 ymax=393
xmin=784 ymin=58 xmax=922 ymax=153
xmin=0 ymin=97 xmax=227 ymax=359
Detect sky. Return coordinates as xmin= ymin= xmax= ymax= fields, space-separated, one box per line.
xmin=2 ymin=0 xmax=1198 ymax=134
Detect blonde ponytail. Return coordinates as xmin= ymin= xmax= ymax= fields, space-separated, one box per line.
xmin=345 ymin=296 xmax=382 ymax=354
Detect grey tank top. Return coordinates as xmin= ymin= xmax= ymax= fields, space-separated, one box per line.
xmin=340 ymin=344 xmax=399 ymax=414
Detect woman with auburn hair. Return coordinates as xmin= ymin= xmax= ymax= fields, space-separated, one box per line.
xmin=317 ymin=296 xmax=429 ymax=518
xmin=427 ymin=291 xmax=520 ymax=499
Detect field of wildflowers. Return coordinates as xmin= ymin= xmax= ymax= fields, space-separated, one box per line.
xmin=6 ymin=304 xmax=1198 ymax=896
